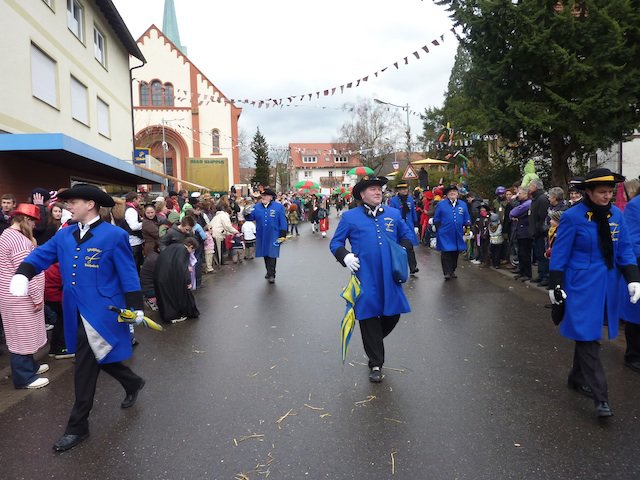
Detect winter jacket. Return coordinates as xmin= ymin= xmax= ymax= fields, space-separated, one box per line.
xmin=528 ymin=190 xmax=550 ymax=238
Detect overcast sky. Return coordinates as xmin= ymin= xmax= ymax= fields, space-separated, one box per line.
xmin=112 ymin=0 xmax=458 ymax=149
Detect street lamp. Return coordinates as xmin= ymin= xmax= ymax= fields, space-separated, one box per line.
xmin=374 ymin=98 xmax=412 ymax=164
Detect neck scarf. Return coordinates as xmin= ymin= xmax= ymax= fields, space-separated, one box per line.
xmin=363 ymin=203 xmax=383 ymax=218
xmin=583 ymin=195 xmax=614 ymax=269
xmin=398 ymin=194 xmax=409 ymax=220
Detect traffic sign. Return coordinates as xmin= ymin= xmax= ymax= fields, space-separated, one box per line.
xmin=402 ymin=164 xmax=418 ymax=180
xmin=392 ymin=162 xmax=399 ymax=170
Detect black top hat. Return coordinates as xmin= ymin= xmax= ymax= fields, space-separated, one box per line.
xmin=396 ymin=182 xmax=409 ymax=189
xmin=568 ymin=176 xmax=584 ymax=192
xmin=261 ymin=188 xmax=277 ymax=197
xmin=442 ymin=184 xmax=459 ymax=195
xmin=579 ymin=168 xmax=625 ymax=188
xmin=58 ymin=183 xmax=115 ymax=207
xmin=352 ymin=176 xmax=389 ymax=200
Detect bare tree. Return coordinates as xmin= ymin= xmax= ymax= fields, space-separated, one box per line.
xmin=337 ymin=98 xmax=403 ymax=173
xmin=238 ymin=128 xmax=254 ymax=168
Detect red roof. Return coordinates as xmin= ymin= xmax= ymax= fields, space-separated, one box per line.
xmin=289 ymin=143 xmax=362 ymax=169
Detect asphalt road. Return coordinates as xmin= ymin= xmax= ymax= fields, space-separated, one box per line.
xmin=1 ymin=211 xmax=640 ymax=480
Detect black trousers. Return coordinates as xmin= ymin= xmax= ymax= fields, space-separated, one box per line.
xmin=568 ymin=341 xmax=608 ymax=404
xmin=624 ymin=322 xmax=640 ymax=363
xmin=264 ymin=257 xmax=277 ymax=278
xmin=407 ymin=244 xmax=417 ymax=273
xmin=440 ymin=251 xmax=459 ymax=276
xmin=490 ymin=244 xmax=502 ymax=268
xmin=131 ymin=244 xmax=144 ymax=274
xmin=46 ymin=301 xmax=66 ymax=353
xmin=65 ymin=316 xmax=142 ymax=435
xmin=517 ymin=238 xmax=533 ymax=278
xmin=358 ymin=314 xmax=400 ymax=368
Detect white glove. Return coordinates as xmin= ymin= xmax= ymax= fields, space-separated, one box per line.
xmin=414 ymin=227 xmax=420 ymax=235
xmin=548 ymin=288 xmax=567 ymax=305
xmin=134 ymin=310 xmax=145 ymax=325
xmin=428 ymin=218 xmax=434 ymax=226
xmin=343 ymin=253 xmax=360 ymax=273
xmin=629 ymin=282 xmax=640 ymax=304
xmin=9 ymin=274 xmax=29 ymax=297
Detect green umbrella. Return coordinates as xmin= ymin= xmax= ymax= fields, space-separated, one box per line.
xmin=347 ymin=166 xmax=375 ymax=176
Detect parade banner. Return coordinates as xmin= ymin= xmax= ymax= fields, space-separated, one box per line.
xmin=186 ymin=157 xmax=228 ymax=192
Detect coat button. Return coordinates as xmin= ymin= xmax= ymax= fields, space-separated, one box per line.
xmin=71 ymin=281 xmax=76 ymax=285
xmin=76 ymin=248 xmax=80 ymax=251
xmin=72 ymin=265 xmax=76 ymax=268
xmin=72 ymin=273 xmax=76 ymax=277
xmin=74 ymin=256 xmax=78 ymax=259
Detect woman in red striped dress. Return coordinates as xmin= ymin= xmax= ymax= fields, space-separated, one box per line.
xmin=0 ymin=204 xmax=48 ymax=389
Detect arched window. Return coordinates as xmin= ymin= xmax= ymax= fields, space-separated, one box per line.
xmin=139 ymin=81 xmax=149 ymax=106
xmin=151 ymin=80 xmax=162 ymax=106
xmin=163 ymin=82 xmax=174 ymax=107
xmin=212 ymin=129 xmax=220 ymax=154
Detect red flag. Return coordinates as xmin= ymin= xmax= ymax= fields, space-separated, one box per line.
xmin=438 ymin=133 xmax=445 ymax=142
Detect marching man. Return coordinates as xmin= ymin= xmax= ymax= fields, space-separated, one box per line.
xmin=330 ymin=176 xmax=413 ymax=382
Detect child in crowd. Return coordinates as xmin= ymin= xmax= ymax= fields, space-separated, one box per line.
xmin=545 ymin=209 xmax=563 ymax=259
xmin=472 ymin=204 xmax=490 ymax=265
xmin=287 ymin=204 xmax=300 ymax=236
xmin=230 ymin=223 xmax=244 ymax=263
xmin=488 ymin=212 xmax=504 ymax=268
xmin=203 ymin=227 xmax=215 ymax=273
xmin=242 ymin=219 xmax=256 ymax=259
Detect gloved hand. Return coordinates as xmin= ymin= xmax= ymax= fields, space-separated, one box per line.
xmin=276 ymin=237 xmax=286 ymax=244
xmin=343 ymin=253 xmax=360 ymax=273
xmin=9 ymin=274 xmax=29 ymax=296
xmin=628 ymin=282 xmax=640 ymax=304
xmin=134 ymin=310 xmax=145 ymax=326
xmin=414 ymin=227 xmax=420 ymax=235
xmin=548 ymin=287 xmax=567 ymax=305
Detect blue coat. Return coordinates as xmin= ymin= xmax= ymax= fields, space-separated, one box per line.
xmin=330 ymin=206 xmax=411 ymax=320
xmin=251 ymin=201 xmax=288 ymax=258
xmin=621 ymin=196 xmax=640 ymax=324
xmin=389 ymin=194 xmax=418 ymax=245
xmin=550 ymin=202 xmax=636 ymax=340
xmin=20 ymin=221 xmax=142 ymax=363
xmin=433 ymin=200 xmax=470 ymax=252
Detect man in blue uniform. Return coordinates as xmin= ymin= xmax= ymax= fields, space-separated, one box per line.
xmin=389 ymin=182 xmax=419 ymax=276
xmin=9 ymin=184 xmax=146 ymax=451
xmin=549 ymin=169 xmax=640 ymax=418
xmin=330 ymin=176 xmax=413 ymax=383
xmin=433 ymin=185 xmax=471 ymax=280
xmin=251 ymin=188 xmax=288 ymax=284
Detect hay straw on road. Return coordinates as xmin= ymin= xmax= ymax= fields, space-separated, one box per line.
xmin=276 ymin=408 xmax=296 ymax=429
xmin=384 ymin=417 xmax=405 ymax=424
xmin=303 ymin=404 xmax=324 ymax=411
xmin=233 ymin=433 xmax=265 ymax=446
xmin=391 ymin=450 xmax=398 ymax=475
xmin=354 ymin=395 xmax=376 ymax=406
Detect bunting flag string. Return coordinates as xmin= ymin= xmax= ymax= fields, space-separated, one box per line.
xmin=133 ymin=27 xmax=459 ymax=110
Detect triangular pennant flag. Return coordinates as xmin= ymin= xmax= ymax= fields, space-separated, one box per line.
xmin=404 ymin=57 xmax=409 ymax=65
xmin=331 ymin=87 xmax=336 ymax=95
xmin=432 ymin=39 xmax=440 ymax=46
xmin=440 ymin=34 xmax=445 ymax=42
xmin=308 ymin=93 xmax=312 ymax=100
xmin=340 ymin=85 xmax=345 ymax=93
xmin=347 ymin=82 xmax=352 ymax=88
xmin=381 ymin=67 xmax=388 ymax=72
xmin=356 ymin=79 xmax=361 ymax=87
xmin=422 ymin=45 xmax=429 ymax=53
xmin=394 ymin=62 xmax=399 ymax=69
xmin=374 ymin=71 xmax=379 ymax=77
xmin=316 ymin=92 xmax=320 ymax=98
xmin=324 ymin=89 xmax=329 ymax=96
xmin=413 ymin=51 xmax=420 ymax=59
xmin=362 ymin=76 xmax=368 ymax=82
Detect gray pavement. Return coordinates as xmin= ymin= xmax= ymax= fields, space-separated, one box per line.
xmin=1 ymin=212 xmax=640 ymax=479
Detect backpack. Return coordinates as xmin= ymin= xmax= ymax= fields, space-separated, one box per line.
xmin=317 ymin=208 xmax=327 ymax=220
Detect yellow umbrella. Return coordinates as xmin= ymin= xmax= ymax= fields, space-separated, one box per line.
xmin=411 ymin=158 xmax=450 ymax=165
xmin=340 ymin=274 xmax=361 ymax=363
xmin=109 ymin=306 xmax=164 ymax=331
xmin=385 ymin=171 xmax=398 ymax=176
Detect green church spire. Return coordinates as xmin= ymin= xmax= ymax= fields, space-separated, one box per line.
xmin=162 ymin=0 xmax=187 ymax=54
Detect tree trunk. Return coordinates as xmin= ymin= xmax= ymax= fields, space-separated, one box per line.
xmin=550 ymin=135 xmax=573 ymax=190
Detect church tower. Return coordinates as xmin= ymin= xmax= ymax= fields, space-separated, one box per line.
xmin=163 ymin=0 xmax=187 ymax=54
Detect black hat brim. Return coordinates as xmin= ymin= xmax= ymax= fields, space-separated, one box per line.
xmin=261 ymin=189 xmax=277 ymax=197
xmin=442 ymin=185 xmax=459 ymax=195
xmin=352 ymin=177 xmax=388 ymax=200
xmin=58 ymin=184 xmax=115 ymax=207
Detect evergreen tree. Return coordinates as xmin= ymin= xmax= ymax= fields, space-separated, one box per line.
xmin=250 ymin=127 xmax=271 ymax=187
xmin=436 ymin=0 xmax=640 ymax=187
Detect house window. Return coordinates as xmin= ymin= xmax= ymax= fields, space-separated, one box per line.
xmin=70 ymin=76 xmax=88 ymax=125
xmin=97 ymin=97 xmax=110 ymax=137
xmin=328 ymin=171 xmax=334 ymax=177
xmin=302 ymin=156 xmax=317 ymax=163
xmin=334 ymin=156 xmax=348 ymax=163
xmin=341 ymin=170 xmax=348 ymax=175
xmin=67 ymin=0 xmax=84 ymax=42
xmin=325 ymin=156 xmax=330 ymax=162
xmin=303 ymin=171 xmax=312 ymax=178
xmin=139 ymin=82 xmax=149 ymax=106
xmin=211 ymin=129 xmax=220 ymax=153
xmin=94 ymin=27 xmax=106 ymax=66
xmin=31 ymin=44 xmax=57 ymax=108
xmin=151 ymin=80 xmax=163 ymax=106
xmin=163 ymin=83 xmax=174 ymax=106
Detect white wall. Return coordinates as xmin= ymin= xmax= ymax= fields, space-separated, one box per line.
xmin=0 ymin=0 xmax=135 ymax=159
xmin=596 ymin=133 xmax=640 ymax=180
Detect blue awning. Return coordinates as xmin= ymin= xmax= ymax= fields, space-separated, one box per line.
xmin=0 ymin=133 xmax=164 ymax=185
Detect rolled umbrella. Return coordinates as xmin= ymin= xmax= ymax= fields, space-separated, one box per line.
xmin=340 ymin=274 xmax=361 ymax=363
xmin=347 ymin=166 xmax=375 ymax=176
xmin=109 ymin=306 xmax=164 ymax=331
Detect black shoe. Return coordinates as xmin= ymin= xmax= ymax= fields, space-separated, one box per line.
xmin=444 ymin=274 xmax=451 ymax=281
xmin=513 ymin=275 xmax=523 ymax=280
xmin=369 ymin=367 xmax=382 ymax=383
xmin=267 ymin=277 xmax=275 ymax=284
xmin=53 ymin=433 xmax=89 ymax=452
xmin=532 ymin=277 xmax=543 ymax=283
xmin=451 ymin=273 xmax=457 ymax=279
xmin=624 ymin=360 xmax=640 ymax=373
xmin=264 ymin=273 xmax=269 ymax=279
xmin=596 ymin=401 xmax=613 ymax=418
xmin=519 ymin=276 xmax=532 ymax=282
xmin=121 ymin=379 xmax=145 ymax=409
xmin=539 ymin=279 xmax=549 ymax=287
xmin=567 ymin=379 xmax=593 ymax=398
xmin=411 ymin=268 xmax=419 ymax=274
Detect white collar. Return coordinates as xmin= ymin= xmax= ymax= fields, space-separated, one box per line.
xmin=79 ymin=215 xmax=100 ymax=230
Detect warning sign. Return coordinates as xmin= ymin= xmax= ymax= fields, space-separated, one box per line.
xmin=402 ymin=165 xmax=418 ymax=180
